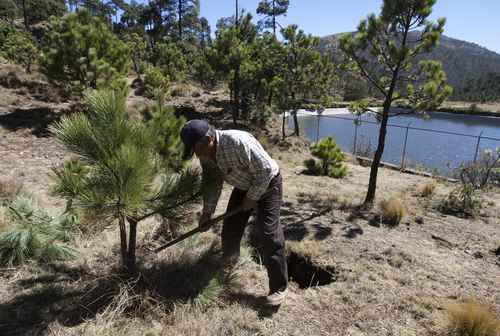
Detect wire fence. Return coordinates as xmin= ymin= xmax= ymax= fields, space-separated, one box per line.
xmin=292 ymin=111 xmax=500 ymax=177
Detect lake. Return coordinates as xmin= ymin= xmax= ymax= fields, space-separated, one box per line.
xmin=290 ymin=109 xmax=500 ymax=176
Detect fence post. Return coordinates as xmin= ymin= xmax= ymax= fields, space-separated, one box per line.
xmin=473 ymin=131 xmax=483 ymax=162
xmin=353 ymin=117 xmax=360 ymax=157
xmin=401 ymin=122 xmax=411 ymax=170
xmin=316 ymin=112 xmax=320 ymax=143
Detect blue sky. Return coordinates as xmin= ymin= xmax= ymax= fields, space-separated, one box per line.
xmin=198 ymin=1 xmax=500 ymax=54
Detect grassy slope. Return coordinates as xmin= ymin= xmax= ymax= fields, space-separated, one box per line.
xmin=0 ymin=72 xmax=499 ymax=335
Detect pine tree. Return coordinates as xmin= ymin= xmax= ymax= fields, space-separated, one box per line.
xmin=0 ymin=21 xmax=38 ymax=73
xmin=15 ymin=0 xmax=66 ymax=28
xmin=123 ymin=32 xmax=147 ymax=78
xmin=0 ymin=0 xmax=18 ymax=23
xmin=309 ymin=137 xmax=347 ymax=178
xmin=256 ymin=0 xmax=289 ymax=36
xmin=340 ymin=0 xmax=453 ymax=205
xmin=175 ymin=0 xmax=200 ymax=42
xmin=50 ymin=89 xmax=201 ymax=271
xmin=274 ymin=25 xmax=335 ymax=139
xmin=41 ymin=9 xmax=130 ymax=94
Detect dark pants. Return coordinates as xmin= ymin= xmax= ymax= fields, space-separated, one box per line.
xmin=222 ymin=173 xmax=288 ymax=293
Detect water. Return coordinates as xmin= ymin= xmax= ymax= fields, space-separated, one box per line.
xmin=290 ymin=109 xmax=500 ymax=176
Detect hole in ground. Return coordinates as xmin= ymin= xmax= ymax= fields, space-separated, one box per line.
xmin=287 ymin=252 xmax=336 ymax=289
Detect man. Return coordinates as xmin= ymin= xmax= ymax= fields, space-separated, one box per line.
xmin=180 ymin=119 xmax=288 ymax=306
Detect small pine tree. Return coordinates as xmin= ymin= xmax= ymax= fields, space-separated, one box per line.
xmin=0 ymin=194 xmax=77 ymax=266
xmin=308 ymin=137 xmax=347 ymax=178
xmin=41 ymin=9 xmax=130 ymax=95
xmin=50 ymin=89 xmax=201 ymax=271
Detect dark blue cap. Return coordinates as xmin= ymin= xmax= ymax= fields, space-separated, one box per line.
xmin=180 ymin=119 xmax=210 ymax=159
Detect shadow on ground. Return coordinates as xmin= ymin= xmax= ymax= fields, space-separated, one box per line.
xmin=0 ymin=246 xmax=228 ymax=336
xmin=0 ymin=107 xmax=61 ymax=136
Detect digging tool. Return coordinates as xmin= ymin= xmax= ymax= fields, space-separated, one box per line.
xmin=152 ymin=205 xmax=245 ymax=254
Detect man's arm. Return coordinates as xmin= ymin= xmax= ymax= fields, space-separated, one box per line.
xmin=200 ymin=160 xmax=223 ymax=216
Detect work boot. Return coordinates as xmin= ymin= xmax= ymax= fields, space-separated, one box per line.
xmin=266 ymin=287 xmax=288 ymax=306
xmin=219 ymin=254 xmax=239 ymax=285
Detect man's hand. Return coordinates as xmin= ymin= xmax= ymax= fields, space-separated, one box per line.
xmin=198 ymin=213 xmax=214 ymax=232
xmin=242 ymin=197 xmax=257 ymax=211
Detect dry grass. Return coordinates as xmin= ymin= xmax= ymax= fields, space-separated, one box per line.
xmin=171 ymin=83 xmax=199 ymax=97
xmin=0 ymin=178 xmax=23 ymax=203
xmin=379 ymin=196 xmax=406 ymax=226
xmin=445 ymin=299 xmax=500 ymax=336
xmin=420 ymin=180 xmax=437 ymax=198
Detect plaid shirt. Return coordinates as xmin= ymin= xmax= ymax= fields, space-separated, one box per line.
xmin=201 ymin=130 xmax=279 ymax=216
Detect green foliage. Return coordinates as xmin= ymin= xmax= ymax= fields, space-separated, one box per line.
xmin=145 ymin=92 xmax=185 ymax=170
xmin=274 ymin=25 xmax=336 ymax=137
xmin=0 ymin=194 xmax=77 ymax=266
xmin=0 ymin=0 xmax=18 ymax=22
xmin=50 ymin=89 xmax=201 ymax=270
xmin=123 ymin=32 xmax=147 ymax=77
xmin=306 ymin=137 xmax=347 ymax=178
xmin=41 ymin=9 xmax=130 ymax=95
xmin=339 ymin=0 xmax=452 ymax=205
xmin=153 ymin=41 xmax=188 ymax=82
xmin=454 ymin=73 xmax=500 ymax=102
xmin=256 ymin=0 xmax=289 ymax=35
xmin=144 ymin=66 xmax=170 ymax=98
xmin=15 ymin=0 xmax=66 ymax=26
xmin=191 ymin=51 xmax=217 ymax=88
xmin=0 ymin=21 xmax=38 ymax=72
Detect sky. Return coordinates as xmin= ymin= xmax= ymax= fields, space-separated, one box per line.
xmin=198 ymin=0 xmax=500 ymax=54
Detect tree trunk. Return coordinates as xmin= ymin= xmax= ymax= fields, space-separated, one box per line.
xmin=364 ymin=107 xmax=389 ymax=205
xmin=118 ymin=214 xmax=128 ymax=268
xmin=235 ymin=0 xmax=239 ymax=26
xmin=282 ymin=112 xmax=286 ymax=140
xmin=126 ymin=219 xmax=138 ymax=272
xmin=272 ymin=0 xmax=276 ymax=37
xmin=178 ymin=0 xmax=183 ymax=40
xmin=233 ymin=68 xmax=240 ymax=125
xmin=22 ymin=0 xmax=28 ymax=29
xmin=292 ymin=111 xmax=300 ymax=136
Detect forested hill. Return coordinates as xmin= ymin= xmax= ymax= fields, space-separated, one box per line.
xmin=320 ymin=32 xmax=500 ymax=91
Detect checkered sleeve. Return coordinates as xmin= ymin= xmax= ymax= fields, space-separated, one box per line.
xmin=237 ymin=140 xmax=275 ymax=201
xmin=201 ymin=160 xmax=223 ymax=216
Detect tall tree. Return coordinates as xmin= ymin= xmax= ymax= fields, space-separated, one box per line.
xmin=256 ymin=0 xmax=289 ymax=36
xmin=274 ymin=25 xmax=335 ymax=139
xmin=15 ymin=0 xmax=66 ymax=28
xmin=340 ymin=0 xmax=452 ymax=205
xmin=175 ymin=0 xmax=200 ymax=42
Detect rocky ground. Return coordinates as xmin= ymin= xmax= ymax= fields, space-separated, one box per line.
xmin=0 ymin=64 xmax=499 ymax=336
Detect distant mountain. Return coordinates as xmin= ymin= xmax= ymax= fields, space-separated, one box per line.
xmin=320 ymin=33 xmax=500 ymax=91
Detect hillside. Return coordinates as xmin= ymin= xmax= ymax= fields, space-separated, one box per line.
xmin=0 ymin=62 xmax=499 ymax=335
xmin=320 ymin=33 xmax=500 ymax=91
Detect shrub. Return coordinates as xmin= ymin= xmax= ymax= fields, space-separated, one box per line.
xmin=144 ymin=66 xmax=170 ymax=98
xmin=0 ymin=179 xmax=23 ymax=204
xmin=0 ymin=21 xmax=38 ymax=72
xmin=445 ymin=299 xmax=500 ymax=336
xmin=420 ymin=180 xmax=437 ymax=198
xmin=0 ymin=194 xmax=77 ymax=266
xmin=379 ymin=197 xmax=405 ymax=226
xmin=439 ymin=184 xmax=482 ymax=217
xmin=41 ymin=9 xmax=130 ymax=95
xmin=308 ymin=137 xmax=348 ymax=178
xmin=459 ymin=149 xmax=500 ymax=190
